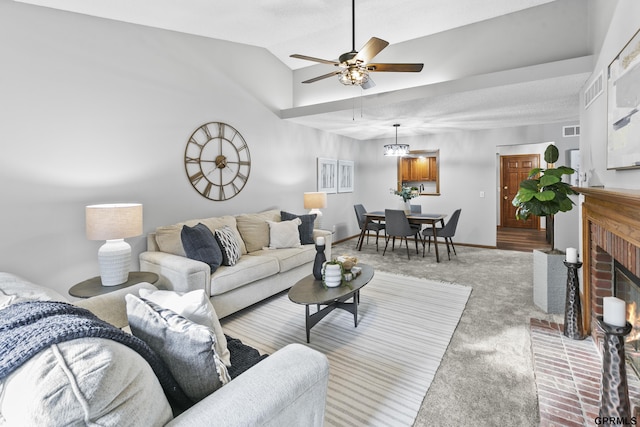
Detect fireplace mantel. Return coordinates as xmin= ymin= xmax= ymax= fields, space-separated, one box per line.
xmin=576 ymin=186 xmax=640 ymax=334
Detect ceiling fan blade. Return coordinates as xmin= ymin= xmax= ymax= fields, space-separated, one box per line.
xmin=290 ymin=54 xmax=339 ymax=66
xmin=367 ymin=63 xmax=424 ymax=72
xmin=301 ymin=71 xmax=342 ymax=84
xmin=353 ymin=37 xmax=389 ymax=64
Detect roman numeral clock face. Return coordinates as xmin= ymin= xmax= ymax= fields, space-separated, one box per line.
xmin=184 ymin=122 xmax=251 ymax=201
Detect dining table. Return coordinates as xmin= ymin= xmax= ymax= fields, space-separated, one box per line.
xmin=358 ymin=211 xmax=447 ymax=262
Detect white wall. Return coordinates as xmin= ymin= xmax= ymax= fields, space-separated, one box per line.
xmin=580 ymin=0 xmax=640 ymax=188
xmin=1 ymin=1 xmax=626 ymax=295
xmin=0 ymin=2 xmax=362 ymax=296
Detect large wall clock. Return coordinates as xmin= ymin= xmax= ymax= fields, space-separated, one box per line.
xmin=184 ymin=122 xmax=251 ymax=201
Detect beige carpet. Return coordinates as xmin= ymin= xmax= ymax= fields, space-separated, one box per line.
xmin=221 ymin=271 xmax=471 ymax=426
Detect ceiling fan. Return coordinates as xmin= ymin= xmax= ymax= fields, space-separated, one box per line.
xmin=290 ymin=0 xmax=424 ymax=89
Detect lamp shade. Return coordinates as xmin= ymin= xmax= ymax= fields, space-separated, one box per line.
xmin=303 ymin=192 xmax=327 ymax=210
xmin=86 ymin=203 xmax=143 ymax=241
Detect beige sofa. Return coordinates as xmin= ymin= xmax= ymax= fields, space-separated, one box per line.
xmin=0 ymin=272 xmax=329 ymax=426
xmin=139 ymin=210 xmax=332 ymax=318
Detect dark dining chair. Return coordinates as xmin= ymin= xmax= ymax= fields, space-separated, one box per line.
xmin=354 ymin=204 xmax=385 ymax=251
xmin=410 ymin=204 xmax=422 ymax=213
xmin=422 ymin=209 xmax=462 ymax=260
xmin=383 ymin=209 xmax=421 ymax=260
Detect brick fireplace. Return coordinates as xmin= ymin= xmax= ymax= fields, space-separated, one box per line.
xmin=579 ymin=187 xmax=640 ymax=338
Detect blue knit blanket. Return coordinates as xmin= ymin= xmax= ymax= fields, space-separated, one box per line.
xmin=0 ymin=301 xmax=191 ymax=410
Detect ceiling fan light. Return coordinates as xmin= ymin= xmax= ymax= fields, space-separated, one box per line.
xmin=383 ymin=144 xmax=410 ymax=156
xmin=339 ymin=66 xmax=369 ymax=86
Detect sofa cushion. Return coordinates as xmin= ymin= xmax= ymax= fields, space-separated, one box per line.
xmin=267 ymin=218 xmax=302 ymax=249
xmin=249 ymin=245 xmax=316 ymax=273
xmin=181 ymin=223 xmax=223 ymax=273
xmin=126 ymin=295 xmax=230 ymax=403
xmin=214 ymin=225 xmax=242 ymax=266
xmin=235 ymin=210 xmax=281 ymax=253
xmin=0 ymin=338 xmax=173 ymax=426
xmin=210 ymin=255 xmax=280 ymax=296
xmin=154 ymin=215 xmax=247 ymax=257
xmin=280 ymin=211 xmax=317 ymax=245
xmin=138 ymin=288 xmax=230 ymax=367
xmin=0 ymin=272 xmax=67 ymax=309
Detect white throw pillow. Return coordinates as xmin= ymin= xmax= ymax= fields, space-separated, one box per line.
xmin=0 ymin=338 xmax=173 ymax=426
xmin=267 ymin=218 xmax=302 ymax=249
xmin=138 ymin=288 xmax=230 ymax=366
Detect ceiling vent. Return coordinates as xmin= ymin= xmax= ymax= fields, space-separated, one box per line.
xmin=563 ymin=125 xmax=581 ymax=137
xmin=584 ymin=71 xmax=603 ymax=109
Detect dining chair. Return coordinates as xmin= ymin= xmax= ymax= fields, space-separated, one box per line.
xmin=409 ymin=204 xmax=423 ymax=233
xmin=422 ymin=208 xmax=462 ymax=260
xmin=383 ymin=209 xmax=421 ymax=260
xmin=354 ymin=204 xmax=385 ymax=251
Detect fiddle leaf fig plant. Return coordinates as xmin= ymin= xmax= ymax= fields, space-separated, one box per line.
xmin=512 ymin=144 xmax=578 ymax=250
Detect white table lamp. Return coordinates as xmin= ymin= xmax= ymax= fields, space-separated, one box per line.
xmin=86 ymin=203 xmax=143 ymax=286
xmin=304 ymin=192 xmax=327 ymax=229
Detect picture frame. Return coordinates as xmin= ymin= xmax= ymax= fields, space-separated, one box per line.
xmin=607 ymin=28 xmax=640 ymax=170
xmin=317 ymin=158 xmax=337 ymax=193
xmin=338 ymin=160 xmax=354 ymax=193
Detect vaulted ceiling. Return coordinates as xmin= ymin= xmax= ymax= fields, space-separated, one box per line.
xmin=16 ymin=0 xmax=594 ymax=140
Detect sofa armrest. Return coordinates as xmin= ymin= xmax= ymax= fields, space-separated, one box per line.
xmin=73 ymin=283 xmax=158 ymax=329
xmin=139 ymin=251 xmax=211 ymax=296
xmin=313 ymin=229 xmax=333 ymax=261
xmin=167 ymin=344 xmax=329 ymax=427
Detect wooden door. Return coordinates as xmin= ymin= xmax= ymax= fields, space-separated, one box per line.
xmin=500 ymin=154 xmax=540 ymax=229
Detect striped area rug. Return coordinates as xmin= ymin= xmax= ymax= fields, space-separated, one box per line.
xmin=220 ymin=271 xmax=471 ymax=426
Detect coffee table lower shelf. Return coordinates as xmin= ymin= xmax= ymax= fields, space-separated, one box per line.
xmin=288 ymin=264 xmax=374 ymax=343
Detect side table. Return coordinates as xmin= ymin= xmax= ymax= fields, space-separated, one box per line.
xmin=69 ymin=271 xmax=159 ymax=298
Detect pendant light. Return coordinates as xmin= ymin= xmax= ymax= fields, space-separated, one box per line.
xmin=383 ymin=124 xmax=410 ymax=156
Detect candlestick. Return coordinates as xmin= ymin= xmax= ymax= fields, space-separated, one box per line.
xmin=563 ymin=260 xmax=585 ymax=340
xmin=316 ymin=236 xmax=325 ymax=246
xmin=597 ymin=317 xmax=632 ymax=421
xmin=603 ymin=297 xmax=627 ymax=327
xmin=566 ymin=247 xmax=578 ymax=263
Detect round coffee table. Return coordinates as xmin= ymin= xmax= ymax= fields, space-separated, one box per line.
xmin=288 ymin=264 xmax=374 ymax=342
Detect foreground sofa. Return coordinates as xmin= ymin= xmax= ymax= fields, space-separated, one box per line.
xmin=139 ymin=209 xmax=333 ymax=318
xmin=0 ymin=272 xmax=330 ymax=426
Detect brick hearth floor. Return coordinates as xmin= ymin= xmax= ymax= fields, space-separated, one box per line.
xmin=530 ymin=319 xmax=640 ymax=426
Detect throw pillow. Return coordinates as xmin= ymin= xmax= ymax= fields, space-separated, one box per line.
xmin=180 ymin=223 xmax=223 ymax=273
xmin=138 ymin=288 xmax=230 ymax=367
xmin=235 ymin=210 xmax=281 ymax=253
xmin=280 ymin=211 xmax=317 ymax=244
xmin=214 ymin=225 xmax=241 ymax=266
xmin=125 ymin=295 xmax=230 ymax=403
xmin=266 ymin=218 xmax=302 ymax=249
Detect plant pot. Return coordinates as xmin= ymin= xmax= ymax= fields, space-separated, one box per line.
xmin=533 ymin=249 xmax=567 ymax=314
xmin=322 ymin=263 xmax=342 ymax=288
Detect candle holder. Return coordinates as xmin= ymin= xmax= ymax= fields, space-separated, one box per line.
xmin=312 ymin=244 xmax=326 ymax=280
xmin=597 ymin=316 xmax=632 ymax=420
xmin=563 ymin=260 xmax=586 ymax=340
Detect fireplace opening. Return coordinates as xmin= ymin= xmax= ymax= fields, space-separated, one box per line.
xmin=615 ymin=261 xmax=640 ymax=377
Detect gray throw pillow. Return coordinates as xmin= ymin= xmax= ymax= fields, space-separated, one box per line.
xmin=125 ymin=295 xmax=230 ymax=403
xmin=280 ymin=211 xmax=317 ymax=244
xmin=214 ymin=225 xmax=241 ymax=266
xmin=181 ymin=223 xmax=223 ymax=273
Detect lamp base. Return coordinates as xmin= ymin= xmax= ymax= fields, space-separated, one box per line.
xmin=98 ymin=239 xmax=131 ymax=286
xmin=309 ymin=209 xmax=323 ymax=229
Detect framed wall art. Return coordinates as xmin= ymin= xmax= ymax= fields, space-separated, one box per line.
xmin=607 ymin=28 xmax=640 ymax=170
xmin=338 ymin=160 xmax=354 ymax=193
xmin=317 ymin=158 xmax=337 ymax=193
